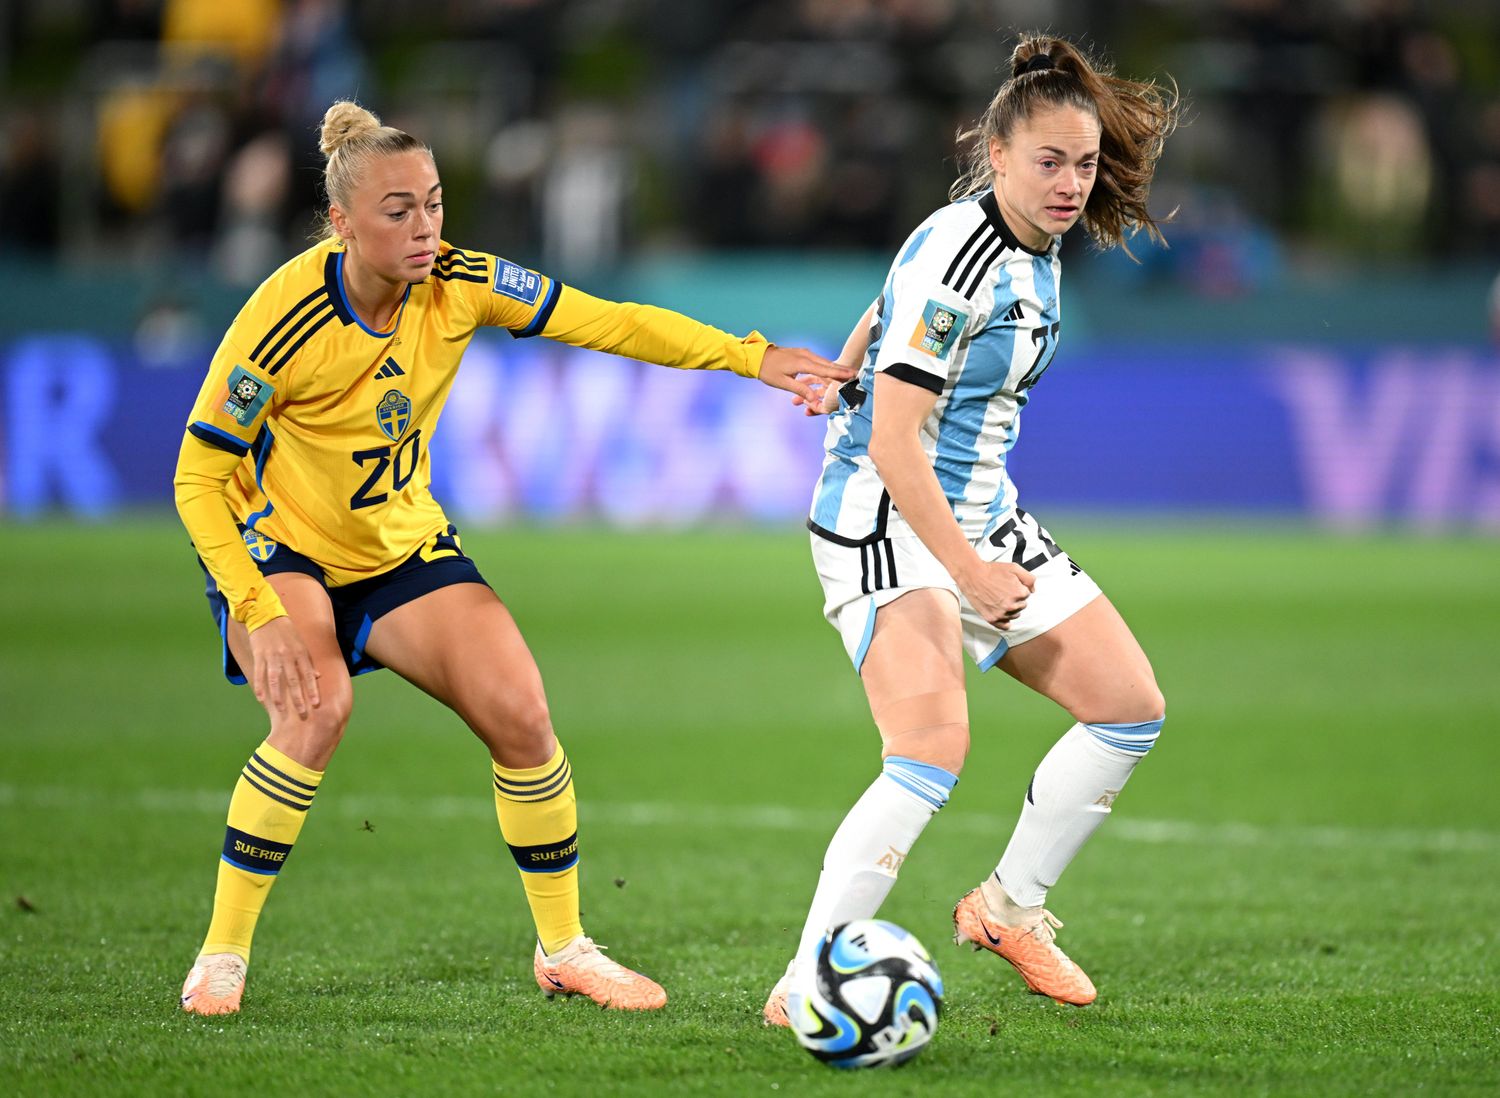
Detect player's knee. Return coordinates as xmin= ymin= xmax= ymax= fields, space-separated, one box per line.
xmin=1123 ymin=681 xmax=1166 ymax=726
xmin=475 ymin=688 xmax=555 ymax=765
xmin=307 ymin=680 xmax=353 ymax=737
xmin=1074 ymin=680 xmax=1165 ymax=727
xmin=270 ymin=680 xmax=352 ymax=768
xmin=873 ymin=689 xmax=970 ymax=773
xmin=502 ymin=690 xmax=553 ymax=741
xmin=881 ymin=724 xmax=970 ymax=775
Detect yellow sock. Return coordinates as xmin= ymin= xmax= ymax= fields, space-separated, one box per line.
xmin=201 ymin=741 xmax=323 ymax=962
xmin=493 ymin=744 xmax=582 ymax=954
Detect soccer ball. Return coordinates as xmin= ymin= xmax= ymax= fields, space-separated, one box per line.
xmin=787 ymin=919 xmax=943 ymax=1069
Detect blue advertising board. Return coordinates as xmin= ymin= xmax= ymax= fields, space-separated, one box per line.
xmin=2 ymin=332 xmax=1497 ymax=529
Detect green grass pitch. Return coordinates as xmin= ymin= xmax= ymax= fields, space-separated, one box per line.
xmin=1 ymin=518 xmax=1497 ymax=1095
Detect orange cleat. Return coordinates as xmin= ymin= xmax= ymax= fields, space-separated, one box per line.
xmin=180 ymin=952 xmax=248 ymax=1016
xmin=533 ymin=936 xmax=667 ymax=1011
xmin=761 ymin=963 xmax=794 ymax=1027
xmin=953 ymin=887 xmax=1097 ymax=1005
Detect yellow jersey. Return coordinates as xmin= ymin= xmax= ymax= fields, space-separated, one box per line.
xmin=175 ymin=238 xmax=769 ymax=631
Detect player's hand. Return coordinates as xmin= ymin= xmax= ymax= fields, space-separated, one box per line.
xmin=248 ymin=616 xmax=322 ymax=718
xmin=790 ymin=376 xmax=846 ymax=417
xmin=758 ymin=346 xmax=855 ymax=406
xmin=956 ymin=561 xmax=1036 ymax=630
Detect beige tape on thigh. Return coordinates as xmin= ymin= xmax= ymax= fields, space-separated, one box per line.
xmin=872 ymin=690 xmax=970 ymax=737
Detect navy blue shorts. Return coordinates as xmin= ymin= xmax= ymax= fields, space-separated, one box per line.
xmin=199 ymin=524 xmax=489 ymax=685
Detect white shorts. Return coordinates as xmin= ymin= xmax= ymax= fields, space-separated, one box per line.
xmin=810 ymin=507 xmax=1102 ymax=673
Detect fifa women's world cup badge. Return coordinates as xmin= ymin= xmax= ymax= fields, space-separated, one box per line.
xmin=376 ymin=389 xmax=412 ymax=441
xmin=222 ymin=366 xmax=274 ymax=426
xmin=909 ymin=300 xmax=967 ymax=361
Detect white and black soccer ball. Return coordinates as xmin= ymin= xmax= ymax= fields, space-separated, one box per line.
xmin=787 ymin=919 xmax=943 ymax=1069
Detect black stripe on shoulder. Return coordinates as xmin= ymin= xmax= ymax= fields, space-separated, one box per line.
xmin=942 ymin=221 xmax=990 ymax=286
xmin=258 ymin=299 xmax=334 ymax=375
xmin=265 ymin=308 xmax=337 ymax=376
xmin=432 ymin=270 xmax=488 ymax=283
xmin=188 ymin=423 xmax=251 ymax=456
xmin=437 ymin=251 xmax=487 ymax=271
xmin=249 ymin=286 xmax=328 ymax=364
xmin=961 ymin=234 xmax=1007 ymax=299
xmin=950 ymin=227 xmax=999 ymax=295
xmin=882 ymin=363 xmax=944 ymax=394
xmin=512 ymin=280 xmax=563 ymax=339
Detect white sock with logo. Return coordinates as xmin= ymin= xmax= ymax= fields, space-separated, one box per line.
xmin=791 ymin=757 xmax=958 ymax=967
xmin=994 ymin=719 xmax=1164 ymax=909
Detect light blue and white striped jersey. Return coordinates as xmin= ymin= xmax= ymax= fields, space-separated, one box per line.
xmin=809 ymin=189 xmax=1063 ymax=547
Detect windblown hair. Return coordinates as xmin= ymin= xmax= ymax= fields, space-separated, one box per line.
xmin=313 ymin=100 xmax=431 ymax=240
xmin=951 ymin=35 xmax=1180 ymax=255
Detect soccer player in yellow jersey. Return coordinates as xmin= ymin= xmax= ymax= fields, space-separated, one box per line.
xmin=173 ymin=100 xmax=850 ymax=1016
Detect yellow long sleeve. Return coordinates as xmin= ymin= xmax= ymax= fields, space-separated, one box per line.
xmin=540 ymin=286 xmax=769 ymax=378
xmin=173 ymin=434 xmax=288 ymax=632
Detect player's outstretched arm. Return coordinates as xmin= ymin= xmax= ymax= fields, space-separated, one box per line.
xmin=792 ymin=301 xmax=877 ymax=416
xmin=760 ymin=344 xmax=855 ymax=405
xmin=534 ymin=285 xmax=852 ymax=403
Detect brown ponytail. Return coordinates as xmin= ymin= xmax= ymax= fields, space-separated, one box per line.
xmin=951 ymin=35 xmax=1181 ymax=256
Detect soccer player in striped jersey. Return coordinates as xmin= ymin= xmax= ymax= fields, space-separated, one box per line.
xmin=173 ymin=100 xmax=848 ymax=1016
xmin=765 ymin=36 xmax=1180 ymax=1023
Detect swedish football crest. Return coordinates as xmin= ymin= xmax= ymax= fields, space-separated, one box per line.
xmin=242 ymin=528 xmax=278 ymax=562
xmin=223 ymin=366 xmax=274 ymax=426
xmin=376 ymin=389 xmax=412 ymax=441
xmin=909 ymin=300 xmax=967 ymax=361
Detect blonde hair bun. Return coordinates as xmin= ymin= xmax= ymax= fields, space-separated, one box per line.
xmin=310 ymin=99 xmax=431 ymax=241
xmin=319 ymin=101 xmax=383 ymax=160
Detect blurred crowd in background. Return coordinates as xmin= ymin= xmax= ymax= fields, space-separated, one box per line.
xmin=1 ymin=0 xmax=1499 ymax=294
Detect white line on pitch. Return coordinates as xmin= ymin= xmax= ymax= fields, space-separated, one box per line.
xmin=1 ymin=783 xmax=1496 ymax=854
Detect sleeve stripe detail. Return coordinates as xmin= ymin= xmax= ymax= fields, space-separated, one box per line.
xmin=436 ymin=251 xmax=487 ymax=271
xmin=512 ymin=279 xmax=563 ymax=339
xmin=260 ymin=300 xmax=334 ymax=375
xmin=881 ymin=363 xmax=944 ymax=394
xmin=949 ymin=227 xmax=1000 ymax=297
xmin=960 ymin=235 xmax=1007 ymax=299
xmin=249 ymin=287 xmax=329 ymax=363
xmin=266 ymin=308 xmax=336 ymax=376
xmin=942 ymin=222 xmax=991 ymax=285
xmin=188 ymin=422 xmax=252 ymax=455
xmin=432 ymin=270 xmax=487 ymax=283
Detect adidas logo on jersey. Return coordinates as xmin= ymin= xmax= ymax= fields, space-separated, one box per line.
xmin=374 ymin=357 xmax=405 ymax=379
xmin=1001 ymin=301 xmax=1026 ymax=323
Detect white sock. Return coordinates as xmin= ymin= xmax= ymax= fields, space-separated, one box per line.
xmin=792 ymin=756 xmax=957 ymax=965
xmin=994 ymin=719 xmax=1164 ymax=909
